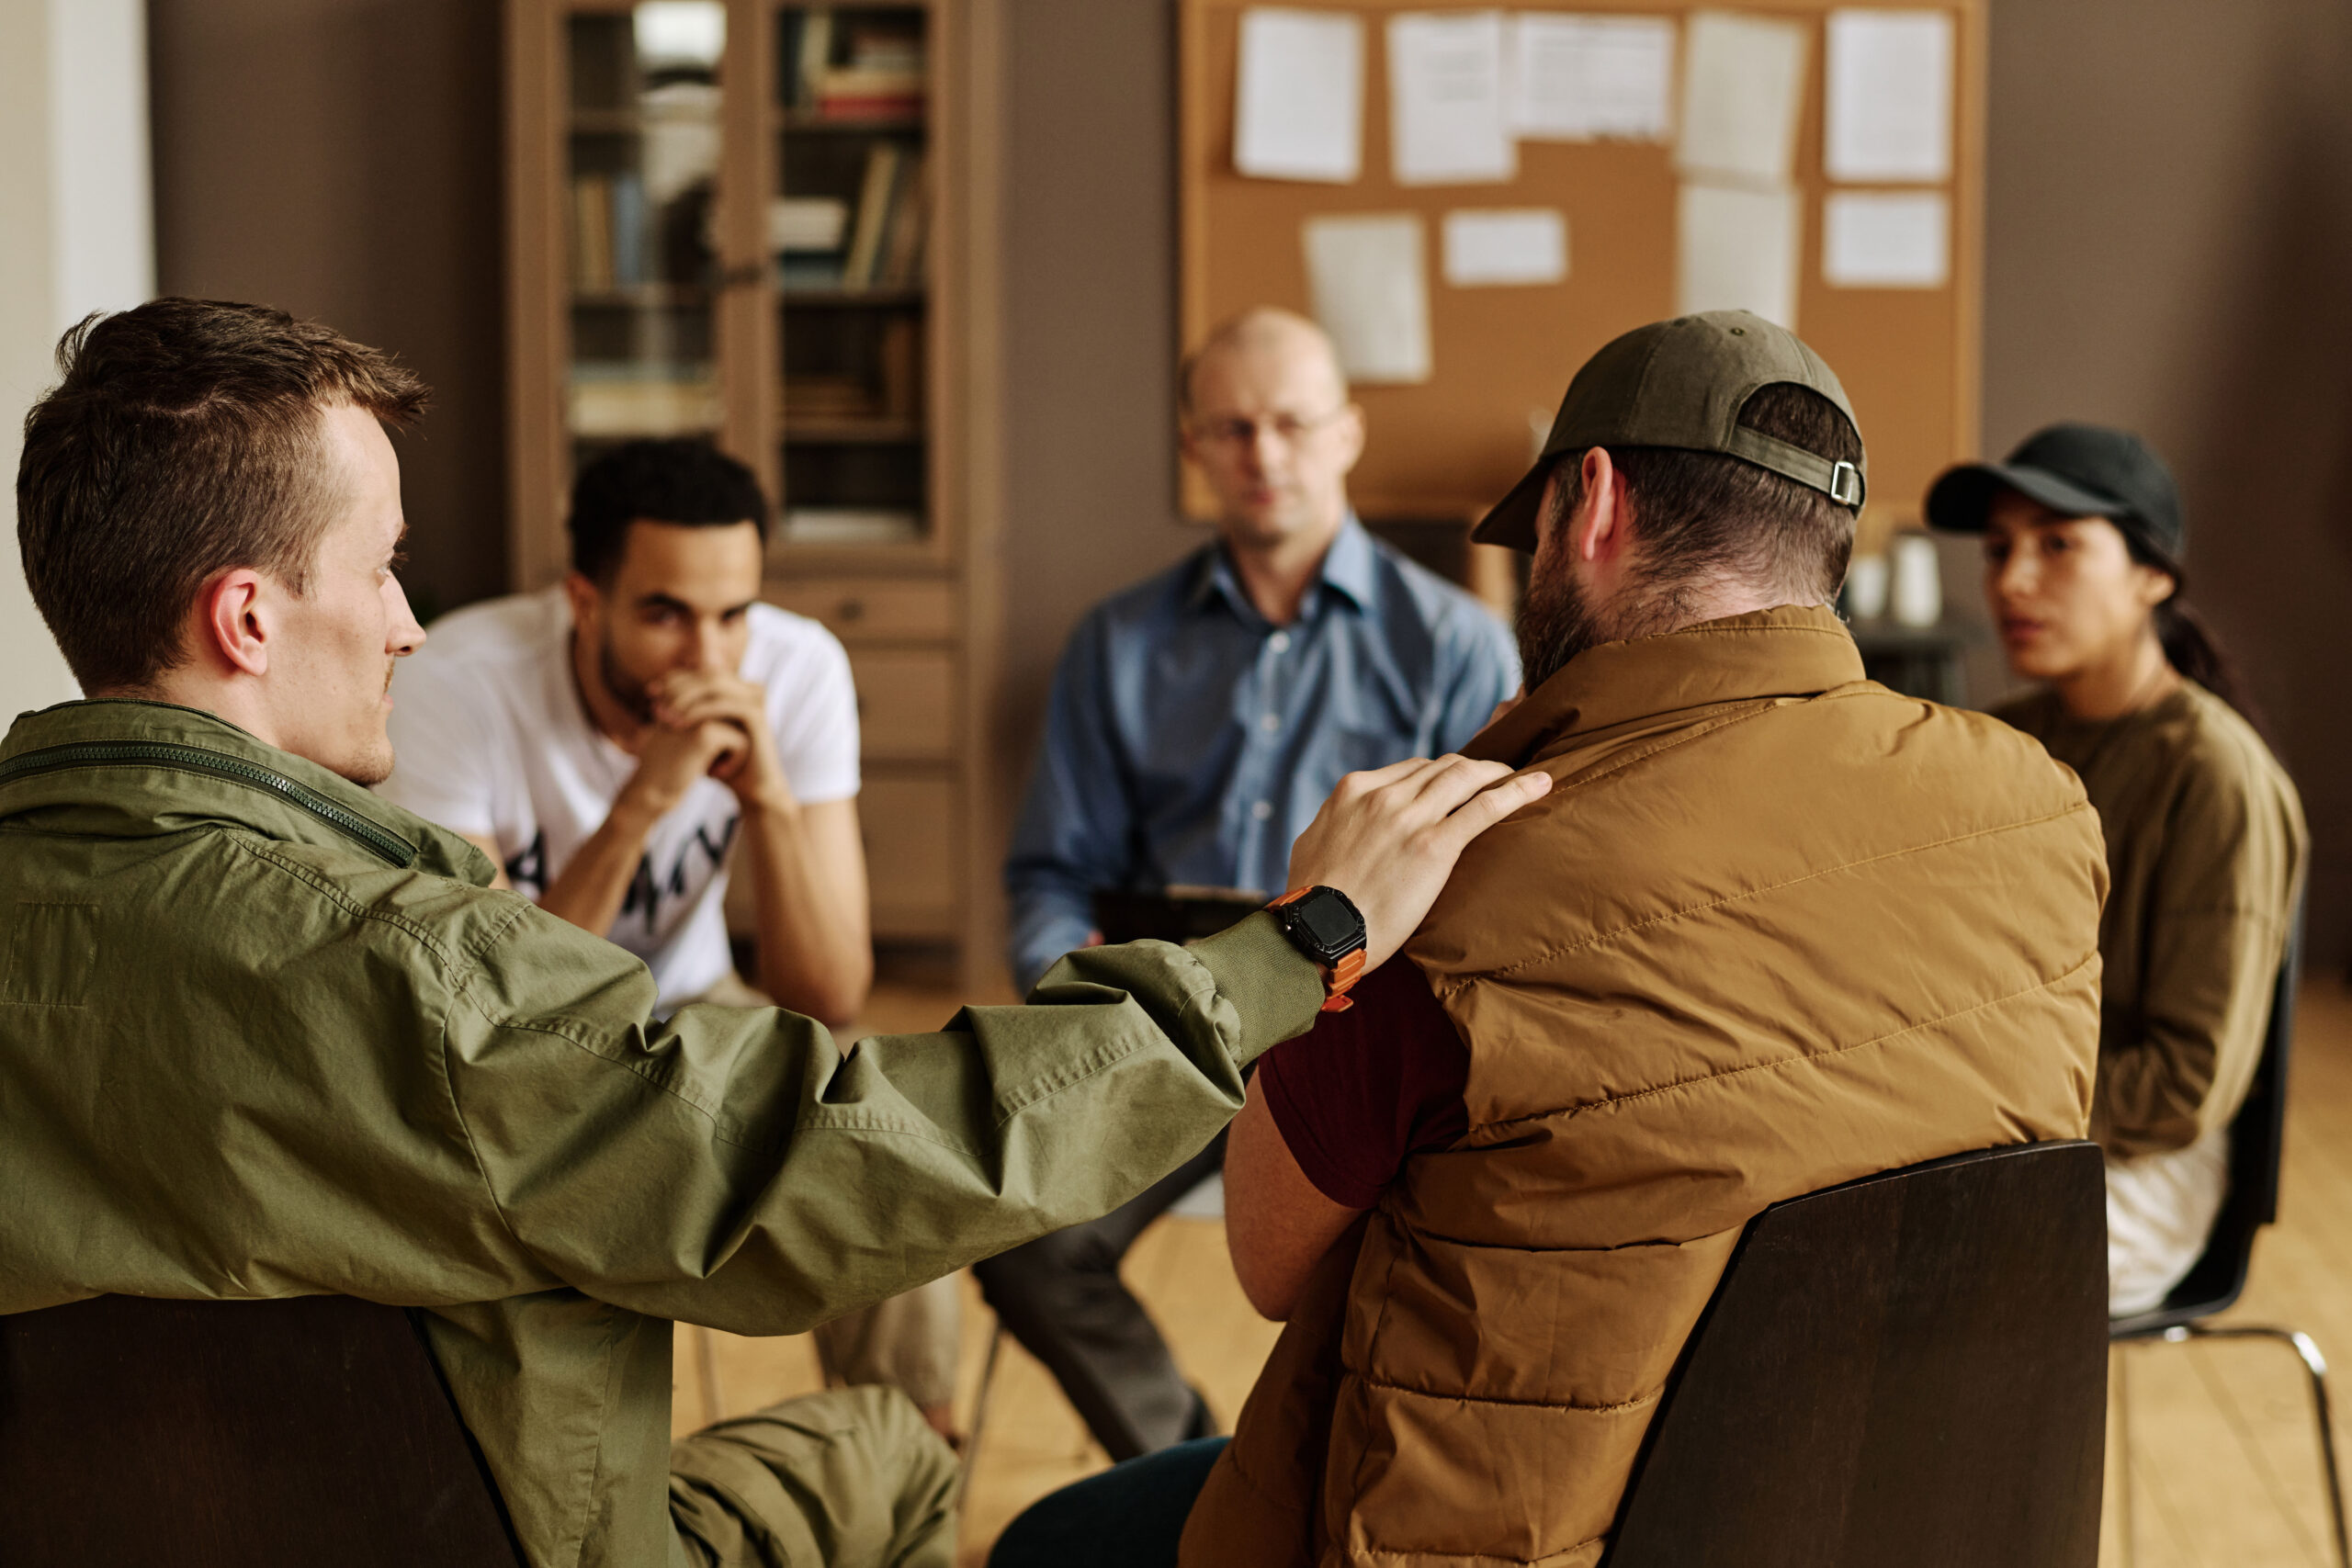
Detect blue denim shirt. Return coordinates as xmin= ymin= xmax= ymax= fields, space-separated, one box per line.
xmin=1004 ymin=519 xmax=1520 ymax=990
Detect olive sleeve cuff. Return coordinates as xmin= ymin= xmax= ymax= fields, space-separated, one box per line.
xmin=1185 ymin=910 xmax=1328 ymax=1067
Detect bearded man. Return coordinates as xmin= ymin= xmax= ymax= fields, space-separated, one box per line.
xmin=987 ymin=311 xmax=2109 ymax=1568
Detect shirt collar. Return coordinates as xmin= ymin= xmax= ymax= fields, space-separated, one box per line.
xmin=1464 ymin=604 xmax=1868 ymax=767
xmin=1187 ymin=513 xmax=1377 ymax=624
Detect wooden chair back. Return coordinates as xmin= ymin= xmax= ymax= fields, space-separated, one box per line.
xmin=0 ymin=1292 xmax=524 ymax=1567
xmin=1604 ymin=1141 xmax=2109 ymax=1568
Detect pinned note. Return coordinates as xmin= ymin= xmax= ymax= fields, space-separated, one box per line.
xmin=1303 ymin=213 xmax=1433 ymax=383
xmin=1388 ymin=11 xmax=1515 ymax=185
xmin=1442 ymin=209 xmax=1568 ymax=287
xmin=1509 ymin=14 xmax=1676 ymax=142
xmin=1823 ymin=191 xmax=1949 ymax=287
xmin=1235 ymin=8 xmax=1365 ymax=183
xmin=1678 ymin=182 xmax=1800 ymax=328
xmin=1826 ymin=10 xmax=1954 ymax=183
xmin=1676 ymin=11 xmax=1809 ymax=186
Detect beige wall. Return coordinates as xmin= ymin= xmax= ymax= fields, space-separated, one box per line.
xmin=147 ymin=0 xmax=506 ymax=624
xmin=1976 ymin=0 xmax=2352 ymax=960
xmin=0 ymin=0 xmax=152 ymax=720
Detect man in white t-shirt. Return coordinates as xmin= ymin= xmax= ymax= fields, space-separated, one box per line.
xmin=382 ymin=440 xmax=870 ymax=1021
xmin=381 ymin=439 xmax=958 ymax=1435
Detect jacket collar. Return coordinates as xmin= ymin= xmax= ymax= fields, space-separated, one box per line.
xmin=1466 ymin=604 xmax=1867 ymax=767
xmin=0 ymin=698 xmax=494 ymax=885
xmin=1187 ymin=513 xmax=1377 ymax=625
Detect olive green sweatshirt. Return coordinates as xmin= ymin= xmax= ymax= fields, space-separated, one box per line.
xmin=1997 ymin=681 xmax=2305 ymax=1159
xmin=0 ymin=699 xmax=1323 ymax=1568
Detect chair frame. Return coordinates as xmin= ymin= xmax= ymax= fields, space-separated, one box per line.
xmin=2105 ymin=911 xmax=2347 ymax=1567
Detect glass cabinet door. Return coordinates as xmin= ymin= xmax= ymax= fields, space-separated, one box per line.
xmin=772 ymin=5 xmax=932 ymax=549
xmin=563 ymin=2 xmax=729 ymax=476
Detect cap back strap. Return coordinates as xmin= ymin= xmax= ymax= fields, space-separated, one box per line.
xmin=1724 ymin=426 xmax=1867 ymax=510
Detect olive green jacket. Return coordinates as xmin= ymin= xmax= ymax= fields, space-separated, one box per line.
xmin=0 ymin=699 xmax=1322 ymax=1568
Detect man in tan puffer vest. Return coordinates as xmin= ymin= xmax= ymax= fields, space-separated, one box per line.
xmin=982 ymin=312 xmax=2106 ymax=1568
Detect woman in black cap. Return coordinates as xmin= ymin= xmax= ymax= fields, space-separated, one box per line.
xmin=1928 ymin=423 xmax=2307 ymax=1315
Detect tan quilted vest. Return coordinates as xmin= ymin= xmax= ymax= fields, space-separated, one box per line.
xmin=1182 ymin=606 xmax=2106 ymax=1568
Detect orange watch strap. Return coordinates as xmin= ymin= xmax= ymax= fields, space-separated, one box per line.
xmin=1269 ymin=888 xmax=1367 ymax=1013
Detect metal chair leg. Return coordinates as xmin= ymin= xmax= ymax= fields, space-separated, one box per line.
xmin=963 ymin=1320 xmax=1007 ymax=1470
xmin=2178 ymin=1324 xmax=2350 ymax=1568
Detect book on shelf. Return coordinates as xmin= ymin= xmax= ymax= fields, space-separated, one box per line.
xmin=769 ymin=196 xmax=850 ymax=253
xmin=814 ymin=66 xmax=924 ymax=120
xmin=876 ymin=152 xmax=929 ymax=288
xmin=777 ymin=255 xmax=846 ymax=290
xmin=841 ymin=143 xmax=901 ymax=288
xmin=779 ymin=507 xmax=922 ymax=546
xmin=571 ymin=175 xmax=614 ymax=293
xmin=784 ymin=8 xmax=924 ymax=117
xmin=790 ymin=9 xmax=835 ymax=111
xmin=568 ymin=368 xmax=720 ymax=437
xmin=782 ymin=374 xmax=882 ymax=420
xmin=571 ymin=171 xmax=650 ymax=293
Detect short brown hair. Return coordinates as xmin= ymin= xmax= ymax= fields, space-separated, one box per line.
xmin=1548 ymin=382 xmax=1862 ymax=616
xmin=17 ymin=298 xmax=429 ymax=692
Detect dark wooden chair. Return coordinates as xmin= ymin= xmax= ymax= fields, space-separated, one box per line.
xmin=1603 ymin=1140 xmax=2109 ymax=1568
xmin=0 ymin=1292 xmax=524 ymax=1567
xmin=2107 ymin=914 xmax=2346 ymax=1566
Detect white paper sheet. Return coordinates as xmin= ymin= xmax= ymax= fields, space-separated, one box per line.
xmin=1677 ymin=181 xmax=1800 ymax=328
xmin=1388 ymin=11 xmax=1516 ymax=186
xmin=1442 ymin=209 xmax=1568 ymax=286
xmin=1676 ymin=11 xmax=1809 ymax=186
xmin=1234 ymin=8 xmax=1365 ymax=184
xmin=1826 ymin=10 xmax=1953 ymax=183
xmin=1823 ymin=190 xmax=1948 ymax=286
xmin=1303 ymin=213 xmax=1433 ymax=383
xmin=1508 ymin=14 xmax=1676 ymax=142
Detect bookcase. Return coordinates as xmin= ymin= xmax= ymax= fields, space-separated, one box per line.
xmin=505 ymin=0 xmax=1006 ymax=976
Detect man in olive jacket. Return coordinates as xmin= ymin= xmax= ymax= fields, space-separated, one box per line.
xmin=0 ymin=299 xmax=1548 ymax=1568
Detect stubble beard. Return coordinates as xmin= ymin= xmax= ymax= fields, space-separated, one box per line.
xmin=598 ymin=630 xmax=659 ymax=727
xmin=1515 ymin=564 xmax=1612 ymax=694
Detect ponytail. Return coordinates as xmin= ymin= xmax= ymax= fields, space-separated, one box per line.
xmin=2154 ymin=594 xmax=2270 ymax=741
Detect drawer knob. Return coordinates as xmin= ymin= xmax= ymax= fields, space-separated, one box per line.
xmin=837 ymin=598 xmax=866 ymax=623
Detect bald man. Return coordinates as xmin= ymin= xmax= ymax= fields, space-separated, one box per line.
xmin=990 ymin=308 xmax=1519 ymax=1459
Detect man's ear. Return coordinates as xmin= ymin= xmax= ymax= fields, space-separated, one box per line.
xmin=1330 ymin=402 xmax=1367 ymax=477
xmin=562 ymin=570 xmax=604 ymax=636
xmin=1574 ymin=446 xmax=1628 ymax=565
xmin=198 ymin=569 xmax=272 ymax=677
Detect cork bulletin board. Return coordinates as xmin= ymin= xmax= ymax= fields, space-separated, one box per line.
xmin=1178 ymin=0 xmax=1986 ymax=536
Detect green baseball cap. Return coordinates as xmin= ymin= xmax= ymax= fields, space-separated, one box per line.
xmin=1472 ymin=310 xmax=1867 ymax=552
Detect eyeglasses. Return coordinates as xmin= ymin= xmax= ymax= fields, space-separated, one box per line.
xmin=1186 ymin=407 xmax=1349 ymax=450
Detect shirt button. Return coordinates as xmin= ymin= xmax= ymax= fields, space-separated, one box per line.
xmin=1259 ymin=712 xmax=1281 ymax=732
xmin=1251 ymin=800 xmax=1273 ymax=821
xmin=1268 ymin=631 xmax=1291 ymax=653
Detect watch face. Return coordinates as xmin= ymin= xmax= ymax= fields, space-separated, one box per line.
xmin=1291 ymin=889 xmax=1363 ymax=958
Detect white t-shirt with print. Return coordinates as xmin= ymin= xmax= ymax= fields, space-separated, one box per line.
xmin=378 ymin=586 xmax=860 ymax=1009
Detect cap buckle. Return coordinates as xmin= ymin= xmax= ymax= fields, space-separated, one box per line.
xmin=1827 ymin=460 xmax=1864 ymax=508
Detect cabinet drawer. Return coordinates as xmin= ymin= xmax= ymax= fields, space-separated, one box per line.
xmin=862 ymin=773 xmax=958 ymax=937
xmin=852 ymin=650 xmax=956 ymax=761
xmin=768 ymin=579 xmax=958 ymax=643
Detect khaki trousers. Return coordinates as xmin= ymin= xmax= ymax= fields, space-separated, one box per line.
xmin=670 ymin=1385 xmax=959 ymax=1568
xmin=694 ymin=974 xmax=964 ymax=1412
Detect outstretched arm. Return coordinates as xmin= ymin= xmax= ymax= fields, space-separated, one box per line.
xmin=452 ymin=755 xmax=1549 ymax=1334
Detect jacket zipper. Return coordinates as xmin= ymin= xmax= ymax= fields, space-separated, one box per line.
xmin=0 ymin=740 xmax=416 ymax=867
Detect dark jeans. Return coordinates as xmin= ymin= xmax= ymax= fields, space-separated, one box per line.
xmin=972 ymin=1134 xmax=1226 ymax=1461
xmin=985 ymin=1436 xmax=1228 ymax=1568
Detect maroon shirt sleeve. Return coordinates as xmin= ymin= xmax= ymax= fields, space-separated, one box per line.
xmin=1255 ymin=957 xmax=1471 ymax=1210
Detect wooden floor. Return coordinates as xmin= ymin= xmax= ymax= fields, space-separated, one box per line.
xmin=673 ymin=975 xmax=2352 ymax=1566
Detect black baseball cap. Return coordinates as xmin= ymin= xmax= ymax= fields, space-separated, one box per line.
xmin=1472 ymin=310 xmax=1866 ymax=553
xmin=1925 ymin=423 xmax=2185 ymax=565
